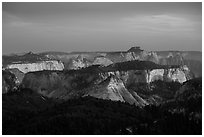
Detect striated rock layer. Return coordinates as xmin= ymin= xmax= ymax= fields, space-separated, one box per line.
xmin=6 ymin=60 xmax=64 ymax=73
xmin=40 ymin=47 xmax=201 ymax=77
xmin=20 ymin=62 xmax=191 ymax=106
xmin=2 ymin=49 xmax=198 ymax=106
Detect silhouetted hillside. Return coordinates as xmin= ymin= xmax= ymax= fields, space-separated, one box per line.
xmin=2 ymin=82 xmax=202 ymax=135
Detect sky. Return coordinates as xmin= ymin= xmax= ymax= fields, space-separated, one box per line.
xmin=2 ymin=2 xmax=202 ymax=54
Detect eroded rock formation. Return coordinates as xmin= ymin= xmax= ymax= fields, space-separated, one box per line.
xmin=20 ymin=61 xmax=191 ymax=106
xmin=6 ymin=60 xmax=64 ymax=73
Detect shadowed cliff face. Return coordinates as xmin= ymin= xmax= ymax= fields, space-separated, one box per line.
xmin=2 ymin=53 xmax=64 ymax=88
xmin=40 ymin=47 xmax=201 ymax=78
xmin=21 ymin=70 xmax=148 ymax=106
xmin=2 ymin=69 xmax=19 ymax=93
xmin=2 ymin=48 xmax=202 ymax=134
xmin=3 ymin=48 xmax=201 ymax=84
xmin=2 ymin=48 xmax=199 ymax=106
xmin=6 ymin=68 xmax=24 ymax=84
xmin=20 ymin=61 xmax=191 ymax=106
xmin=175 ymin=77 xmax=202 ymax=100
xmin=21 ymin=70 xmax=100 ymax=98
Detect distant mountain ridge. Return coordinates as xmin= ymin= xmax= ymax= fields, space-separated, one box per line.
xmin=16 ymin=60 xmax=191 ymax=105
xmin=2 ymin=47 xmax=200 ymax=105
xmin=37 ymin=47 xmax=201 ymax=74
xmin=2 ymin=47 xmax=202 ymax=135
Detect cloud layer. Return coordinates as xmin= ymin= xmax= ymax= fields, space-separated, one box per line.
xmin=2 ymin=2 xmax=202 ymax=54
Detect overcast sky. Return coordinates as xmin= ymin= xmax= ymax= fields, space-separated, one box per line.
xmin=2 ymin=2 xmax=202 ymax=54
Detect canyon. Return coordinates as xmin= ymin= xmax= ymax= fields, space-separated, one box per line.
xmin=2 ymin=47 xmax=202 ymax=135
xmin=19 ymin=61 xmax=191 ymax=106
xmin=2 ymin=47 xmax=200 ymax=106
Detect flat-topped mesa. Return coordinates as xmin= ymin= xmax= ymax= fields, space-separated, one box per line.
xmin=3 ymin=52 xmax=64 ymax=73
xmin=97 ymin=66 xmax=191 ymax=86
xmin=6 ymin=60 xmax=64 ymax=73
xmin=35 ymin=47 xmax=201 ymax=77
xmin=62 ymin=60 xmax=191 ymax=84
xmin=20 ymin=63 xmax=190 ymax=106
xmin=21 ymin=60 xmax=191 ymax=95
xmin=127 ymin=46 xmax=144 ymax=53
xmin=3 ymin=51 xmax=50 ymax=65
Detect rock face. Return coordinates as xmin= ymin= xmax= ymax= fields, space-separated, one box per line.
xmin=2 ymin=70 xmax=19 ymax=93
xmin=20 ymin=60 xmax=191 ymax=106
xmin=85 ymin=76 xmax=126 ymax=102
xmin=86 ymin=75 xmax=148 ymax=106
xmin=2 ymin=53 xmax=65 ymax=94
xmin=7 ymin=68 xmax=24 ymax=84
xmin=3 ymin=52 xmax=65 ymax=90
xmin=127 ymin=46 xmax=144 ymax=53
xmin=21 ymin=71 xmax=64 ymax=97
xmin=147 ymin=66 xmax=190 ymax=83
xmin=68 ymin=55 xmax=91 ymax=70
xmin=21 ymin=70 xmax=149 ymax=107
xmin=93 ymin=57 xmax=113 ymax=66
xmin=6 ymin=61 xmax=64 ymax=73
xmin=2 ymin=48 xmax=199 ymax=107
xmin=40 ymin=47 xmax=201 ymax=78
xmin=97 ymin=65 xmax=191 ymax=86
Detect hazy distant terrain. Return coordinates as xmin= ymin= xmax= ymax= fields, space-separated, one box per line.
xmin=2 ymin=2 xmax=202 ymax=135
xmin=2 ymin=47 xmax=202 ymax=135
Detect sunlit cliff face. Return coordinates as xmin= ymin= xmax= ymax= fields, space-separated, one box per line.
xmin=6 ymin=60 xmax=64 ymax=73
xmin=20 ymin=64 xmax=190 ymax=101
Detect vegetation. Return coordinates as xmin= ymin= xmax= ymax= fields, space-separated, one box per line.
xmin=128 ymin=80 xmax=182 ymax=104
xmin=3 ymin=84 xmax=202 ymax=135
xmin=2 ymin=63 xmax=201 ymax=135
xmin=106 ymin=60 xmax=179 ymax=71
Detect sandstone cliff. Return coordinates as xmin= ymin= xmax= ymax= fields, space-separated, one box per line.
xmin=39 ymin=47 xmax=201 ymax=78
xmin=20 ymin=60 xmax=191 ymax=106
xmin=6 ymin=60 xmax=64 ymax=73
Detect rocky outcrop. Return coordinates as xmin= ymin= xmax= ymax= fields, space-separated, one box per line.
xmin=21 ymin=70 xmax=148 ymax=107
xmin=20 ymin=60 xmax=191 ymax=107
xmin=97 ymin=65 xmax=190 ymax=87
xmin=38 ymin=47 xmax=201 ymax=78
xmin=2 ymin=70 xmax=19 ymax=93
xmin=85 ymin=76 xmax=125 ymax=102
xmin=127 ymin=46 xmax=144 ymax=53
xmin=89 ymin=75 xmax=147 ymax=106
xmin=3 ymin=52 xmax=65 ymax=89
xmin=68 ymin=55 xmax=91 ymax=70
xmin=93 ymin=57 xmax=113 ymax=66
xmin=147 ymin=65 xmax=191 ymax=83
xmin=7 ymin=68 xmax=24 ymax=84
xmin=4 ymin=50 xmax=193 ymax=106
xmin=6 ymin=60 xmax=64 ymax=73
xmin=21 ymin=71 xmax=64 ymax=97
